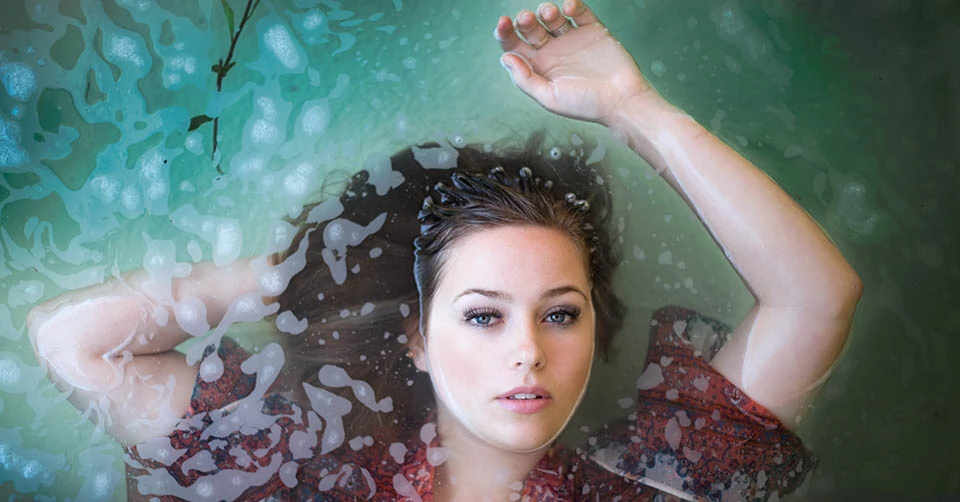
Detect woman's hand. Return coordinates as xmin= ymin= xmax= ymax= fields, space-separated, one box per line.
xmin=495 ymin=0 xmax=661 ymax=125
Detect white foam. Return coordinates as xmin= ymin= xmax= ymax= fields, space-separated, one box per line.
xmin=249 ymin=119 xmax=280 ymax=145
xmin=264 ymin=25 xmax=301 ymax=70
xmin=175 ymin=296 xmax=210 ymax=337
xmin=266 ymin=220 xmax=295 ymax=254
xmin=121 ymin=185 xmax=142 ymax=213
xmin=109 ymin=33 xmax=145 ymax=68
xmin=298 ymin=103 xmax=329 ymax=137
xmin=214 ymin=221 xmax=242 ymax=266
xmin=0 ymin=62 xmax=37 ymax=102
xmin=91 ymin=176 xmax=121 ymax=203
xmin=185 ymin=133 xmax=203 ymax=154
xmin=303 ymin=11 xmax=324 ymax=30
xmin=276 ymin=311 xmax=308 ymax=335
xmin=0 ymin=356 xmax=22 ymax=388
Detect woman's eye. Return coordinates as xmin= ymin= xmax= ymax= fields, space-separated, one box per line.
xmin=472 ymin=314 xmax=493 ymax=325
xmin=464 ymin=309 xmax=501 ymax=327
xmin=545 ymin=309 xmax=580 ymax=325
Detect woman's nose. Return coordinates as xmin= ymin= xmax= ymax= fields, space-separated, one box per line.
xmin=512 ymin=322 xmax=546 ymax=370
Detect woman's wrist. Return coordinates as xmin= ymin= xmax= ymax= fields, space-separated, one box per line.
xmin=601 ymin=92 xmax=684 ymax=160
xmin=601 ymin=91 xmax=693 ymax=172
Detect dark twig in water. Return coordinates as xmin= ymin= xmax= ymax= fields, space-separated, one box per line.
xmin=188 ymin=0 xmax=262 ymax=175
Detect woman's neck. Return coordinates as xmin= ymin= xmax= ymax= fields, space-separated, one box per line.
xmin=432 ymin=409 xmax=548 ymax=502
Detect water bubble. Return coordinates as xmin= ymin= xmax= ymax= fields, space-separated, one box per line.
xmin=650 ymin=60 xmax=667 ymax=76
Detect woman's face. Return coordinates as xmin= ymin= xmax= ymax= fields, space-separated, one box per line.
xmin=417 ymin=225 xmax=595 ymax=453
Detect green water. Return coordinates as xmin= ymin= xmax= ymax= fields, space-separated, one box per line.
xmin=0 ymin=0 xmax=957 ymax=500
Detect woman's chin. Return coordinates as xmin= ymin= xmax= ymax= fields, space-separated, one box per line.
xmin=480 ymin=426 xmax=562 ymax=454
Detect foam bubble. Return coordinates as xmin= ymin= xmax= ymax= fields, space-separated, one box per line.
xmin=299 ymin=104 xmax=329 ymax=137
xmin=121 ymin=185 xmax=142 ymax=213
xmin=109 ymin=33 xmax=145 ymax=68
xmin=0 ymin=117 xmax=26 ymax=167
xmin=0 ymin=62 xmax=37 ymax=102
xmin=276 ymin=311 xmax=308 ymax=335
xmin=264 ymin=25 xmax=301 ymax=69
xmin=213 ymin=221 xmax=242 ymax=265
xmin=185 ymin=133 xmax=203 ymax=154
xmin=249 ymin=119 xmax=280 ymax=145
xmin=0 ymin=357 xmax=22 ymax=388
xmin=175 ymin=297 xmax=210 ymax=337
xmin=91 ymin=176 xmax=121 ymax=203
xmin=651 ymin=60 xmax=667 ymax=76
xmin=303 ymin=11 xmax=324 ymax=30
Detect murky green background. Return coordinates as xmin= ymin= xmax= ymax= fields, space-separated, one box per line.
xmin=0 ymin=0 xmax=957 ymax=499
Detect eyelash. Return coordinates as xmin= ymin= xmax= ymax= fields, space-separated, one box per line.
xmin=462 ymin=306 xmax=582 ymax=328
xmin=463 ymin=308 xmax=502 ymax=328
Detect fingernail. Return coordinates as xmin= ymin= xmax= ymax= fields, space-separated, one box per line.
xmin=500 ymin=56 xmax=514 ymax=72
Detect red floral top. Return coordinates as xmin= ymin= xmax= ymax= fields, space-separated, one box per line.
xmin=124 ymin=307 xmax=815 ymax=501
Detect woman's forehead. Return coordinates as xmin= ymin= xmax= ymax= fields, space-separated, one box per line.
xmin=437 ymin=225 xmax=592 ymax=296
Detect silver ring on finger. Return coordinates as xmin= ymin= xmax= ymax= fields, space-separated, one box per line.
xmin=547 ymin=19 xmax=573 ymax=37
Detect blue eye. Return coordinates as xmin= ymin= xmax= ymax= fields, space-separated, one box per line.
xmin=464 ymin=308 xmax=501 ymax=328
xmin=473 ymin=314 xmax=493 ymax=325
xmin=547 ymin=312 xmax=568 ymax=323
xmin=545 ymin=307 xmax=580 ymax=326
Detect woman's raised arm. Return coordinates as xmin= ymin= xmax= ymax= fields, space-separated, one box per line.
xmin=26 ymin=259 xmax=262 ymax=446
xmin=496 ymin=0 xmax=862 ymax=428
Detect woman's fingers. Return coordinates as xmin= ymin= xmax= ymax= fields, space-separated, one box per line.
xmin=536 ymin=3 xmax=570 ymax=36
xmin=495 ymin=16 xmax=535 ymax=59
xmin=515 ymin=9 xmax=550 ymax=50
xmin=499 ymin=53 xmax=555 ymax=108
xmin=562 ymin=0 xmax=601 ymax=28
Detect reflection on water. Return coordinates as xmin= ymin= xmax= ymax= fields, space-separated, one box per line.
xmin=1 ymin=0 xmax=957 ymax=500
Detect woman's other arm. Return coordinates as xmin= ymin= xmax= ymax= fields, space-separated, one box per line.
xmin=496 ymin=0 xmax=862 ymax=428
xmin=26 ymin=260 xmax=261 ymax=446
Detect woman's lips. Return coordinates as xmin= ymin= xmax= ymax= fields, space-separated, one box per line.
xmin=497 ymin=386 xmax=552 ymax=414
xmin=497 ymin=386 xmax=551 ymax=400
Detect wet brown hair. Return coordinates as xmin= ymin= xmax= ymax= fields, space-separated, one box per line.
xmin=271 ymin=133 xmax=624 ymax=437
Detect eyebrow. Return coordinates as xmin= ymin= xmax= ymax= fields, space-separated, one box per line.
xmin=454 ymin=286 xmax=589 ymax=303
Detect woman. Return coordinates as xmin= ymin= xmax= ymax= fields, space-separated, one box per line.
xmin=26 ymin=0 xmax=862 ymax=500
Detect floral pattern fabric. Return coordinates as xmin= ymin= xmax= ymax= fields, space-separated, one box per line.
xmin=125 ymin=306 xmax=815 ymax=501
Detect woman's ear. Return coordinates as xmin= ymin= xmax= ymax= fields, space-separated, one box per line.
xmin=404 ymin=316 xmax=428 ymax=373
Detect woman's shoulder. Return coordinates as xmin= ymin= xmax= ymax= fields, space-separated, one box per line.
xmin=583 ymin=305 xmax=817 ymax=501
